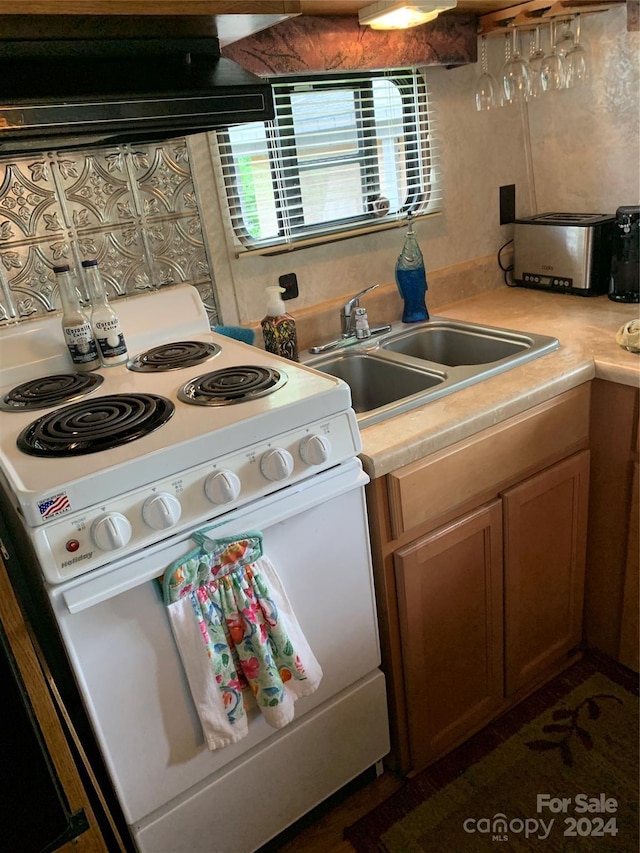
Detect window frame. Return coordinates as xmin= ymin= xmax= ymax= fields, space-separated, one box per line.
xmin=215 ymin=67 xmax=440 ymax=255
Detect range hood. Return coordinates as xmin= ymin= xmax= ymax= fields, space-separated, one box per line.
xmin=0 ymin=34 xmax=274 ymax=154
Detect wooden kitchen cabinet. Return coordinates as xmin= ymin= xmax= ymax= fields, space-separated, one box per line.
xmin=584 ymin=379 xmax=639 ymax=672
xmin=0 ymin=2 xmax=301 ymax=15
xmin=395 ymin=501 xmax=504 ymax=771
xmin=503 ymin=450 xmax=589 ymax=695
xmin=366 ymin=384 xmax=591 ymax=774
xmin=0 ymin=3 xmax=302 ymax=49
xmin=618 ymin=460 xmax=639 ymax=671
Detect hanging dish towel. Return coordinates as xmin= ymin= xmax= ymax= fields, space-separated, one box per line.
xmin=162 ymin=531 xmax=322 ymax=750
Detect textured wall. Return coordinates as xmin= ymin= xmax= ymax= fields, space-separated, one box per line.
xmin=0 ymin=139 xmax=219 ymax=326
xmin=527 ymin=6 xmax=640 ymax=214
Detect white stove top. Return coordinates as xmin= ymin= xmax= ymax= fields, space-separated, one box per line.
xmin=0 ymin=286 xmax=359 ymax=582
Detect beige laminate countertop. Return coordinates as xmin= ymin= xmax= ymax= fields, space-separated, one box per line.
xmin=358 ymin=287 xmax=640 ymax=479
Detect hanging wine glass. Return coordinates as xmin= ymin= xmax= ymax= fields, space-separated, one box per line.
xmin=555 ymin=19 xmax=575 ymax=61
xmin=540 ymin=20 xmax=565 ymax=92
xmin=475 ymin=34 xmax=500 ymax=111
xmin=565 ymin=14 xmax=589 ymax=87
xmin=501 ymin=30 xmax=511 ymax=74
xmin=528 ymin=25 xmax=545 ymax=99
xmin=502 ymin=27 xmax=530 ymax=105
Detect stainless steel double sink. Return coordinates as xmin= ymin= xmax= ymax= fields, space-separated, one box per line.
xmin=304 ymin=318 xmax=559 ymax=427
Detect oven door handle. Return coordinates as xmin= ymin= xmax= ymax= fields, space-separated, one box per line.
xmin=59 ymin=460 xmax=369 ymax=614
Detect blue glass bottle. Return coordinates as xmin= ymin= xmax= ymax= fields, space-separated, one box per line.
xmin=395 ymin=220 xmax=429 ymax=323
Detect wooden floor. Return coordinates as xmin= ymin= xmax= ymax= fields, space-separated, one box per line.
xmin=263 ymin=769 xmax=403 ymax=853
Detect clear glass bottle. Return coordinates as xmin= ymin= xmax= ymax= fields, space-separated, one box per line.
xmin=82 ymin=260 xmax=129 ymax=366
xmin=54 ymin=265 xmax=101 ymax=372
xmin=395 ymin=219 xmax=430 ymax=323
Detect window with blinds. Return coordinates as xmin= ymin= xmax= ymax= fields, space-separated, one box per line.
xmin=215 ymin=68 xmax=441 ymax=255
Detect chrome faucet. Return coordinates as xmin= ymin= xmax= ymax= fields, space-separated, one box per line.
xmin=341 ymin=284 xmax=380 ymax=338
xmin=308 ymin=284 xmax=391 ymax=354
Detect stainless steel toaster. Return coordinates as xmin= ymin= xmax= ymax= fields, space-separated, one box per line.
xmin=513 ymin=212 xmax=615 ymax=296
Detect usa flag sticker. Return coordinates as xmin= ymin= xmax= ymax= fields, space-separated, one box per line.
xmin=38 ymin=493 xmax=71 ymax=520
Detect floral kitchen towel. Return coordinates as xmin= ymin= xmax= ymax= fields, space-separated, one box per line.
xmin=162 ymin=532 xmax=322 ymax=750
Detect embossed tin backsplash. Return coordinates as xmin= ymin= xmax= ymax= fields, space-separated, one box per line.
xmin=0 ymin=137 xmax=219 ymax=326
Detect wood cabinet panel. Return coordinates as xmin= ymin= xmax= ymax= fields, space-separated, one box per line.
xmin=0 ymin=1 xmax=300 ymax=14
xmin=503 ymin=450 xmax=590 ymax=695
xmin=585 ymin=379 xmax=639 ymax=658
xmin=394 ymin=501 xmax=504 ymax=770
xmin=387 ymin=385 xmax=590 ymax=538
xmin=618 ymin=461 xmax=639 ymax=672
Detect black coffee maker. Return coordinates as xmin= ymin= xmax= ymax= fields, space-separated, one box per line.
xmin=609 ymin=205 xmax=639 ymax=303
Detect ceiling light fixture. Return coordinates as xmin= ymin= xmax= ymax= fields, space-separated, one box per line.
xmin=358 ymin=0 xmax=457 ymax=30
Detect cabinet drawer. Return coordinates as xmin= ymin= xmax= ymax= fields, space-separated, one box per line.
xmin=387 ymin=385 xmax=590 ymax=538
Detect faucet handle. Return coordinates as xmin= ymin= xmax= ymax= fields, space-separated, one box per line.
xmin=343 ymin=283 xmax=379 ymax=315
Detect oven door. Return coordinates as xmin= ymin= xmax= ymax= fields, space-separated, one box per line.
xmin=47 ymin=459 xmax=388 ymax=850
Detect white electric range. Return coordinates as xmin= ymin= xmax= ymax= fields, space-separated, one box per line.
xmin=0 ymin=283 xmax=389 ymax=853
xmin=0 ymin=283 xmax=360 ymax=584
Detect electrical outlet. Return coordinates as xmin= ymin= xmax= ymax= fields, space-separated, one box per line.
xmin=500 ymin=184 xmax=516 ymax=225
xmin=278 ymin=272 xmax=299 ymax=300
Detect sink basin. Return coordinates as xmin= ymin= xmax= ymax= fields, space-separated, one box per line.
xmin=305 ymin=317 xmax=559 ymax=427
xmin=381 ymin=321 xmax=529 ymax=366
xmin=311 ymin=353 xmax=444 ymax=414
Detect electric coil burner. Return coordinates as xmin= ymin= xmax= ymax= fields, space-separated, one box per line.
xmin=17 ymin=393 xmax=174 ymax=457
xmin=178 ymin=365 xmax=287 ymax=406
xmin=0 ymin=372 xmax=103 ymax=412
xmin=127 ymin=340 xmax=221 ymax=372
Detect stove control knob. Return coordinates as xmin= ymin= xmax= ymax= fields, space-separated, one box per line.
xmin=299 ymin=434 xmax=331 ymax=466
xmin=205 ymin=470 xmax=241 ymax=504
xmin=260 ymin=447 xmax=294 ymax=482
xmin=91 ymin=513 xmax=132 ymax=551
xmin=142 ymin=492 xmax=182 ymax=530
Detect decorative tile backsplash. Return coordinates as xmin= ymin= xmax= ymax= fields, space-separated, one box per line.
xmin=0 ymin=137 xmax=219 ymax=326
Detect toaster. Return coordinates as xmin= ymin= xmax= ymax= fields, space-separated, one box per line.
xmin=513 ymin=212 xmax=615 ymax=296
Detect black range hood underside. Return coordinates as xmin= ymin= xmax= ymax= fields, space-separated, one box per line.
xmin=0 ymin=36 xmax=274 ymax=154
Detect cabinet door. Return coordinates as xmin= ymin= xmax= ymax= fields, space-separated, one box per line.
xmin=395 ymin=501 xmax=504 ymax=771
xmin=618 ymin=460 xmax=639 ymax=672
xmin=503 ymin=450 xmax=589 ymax=696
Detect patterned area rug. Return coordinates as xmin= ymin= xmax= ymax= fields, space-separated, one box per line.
xmin=345 ymin=654 xmax=639 ymax=852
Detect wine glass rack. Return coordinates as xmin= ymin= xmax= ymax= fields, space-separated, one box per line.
xmin=478 ymin=0 xmax=628 ymax=35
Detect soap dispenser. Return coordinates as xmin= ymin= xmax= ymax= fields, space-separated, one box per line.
xmin=395 ymin=218 xmax=429 ymax=323
xmin=261 ymin=286 xmax=299 ymax=362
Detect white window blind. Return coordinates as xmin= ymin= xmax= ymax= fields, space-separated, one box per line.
xmin=214 ymin=68 xmax=441 ymax=256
